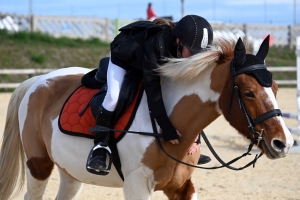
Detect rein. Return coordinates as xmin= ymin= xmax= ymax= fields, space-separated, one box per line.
xmin=151 ymin=117 xmax=263 ymax=170
xmin=102 ymin=122 xmax=262 ymax=170
xmin=98 ymin=61 xmax=282 ymax=170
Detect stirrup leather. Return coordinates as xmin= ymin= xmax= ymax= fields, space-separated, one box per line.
xmin=86 ymin=143 xmax=113 ymax=175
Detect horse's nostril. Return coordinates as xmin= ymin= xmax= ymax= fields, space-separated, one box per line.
xmin=273 ymin=139 xmax=286 ymax=151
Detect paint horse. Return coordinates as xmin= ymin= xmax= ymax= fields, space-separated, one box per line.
xmin=0 ymin=36 xmax=294 ymax=200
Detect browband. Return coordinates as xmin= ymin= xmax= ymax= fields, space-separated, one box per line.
xmin=232 ymin=64 xmax=266 ymax=77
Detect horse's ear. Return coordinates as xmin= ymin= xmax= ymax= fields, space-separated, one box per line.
xmin=256 ymin=35 xmax=270 ymax=60
xmin=234 ymin=37 xmax=246 ymax=65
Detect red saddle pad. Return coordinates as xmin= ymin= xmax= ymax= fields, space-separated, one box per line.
xmin=59 ymin=84 xmax=143 ymax=141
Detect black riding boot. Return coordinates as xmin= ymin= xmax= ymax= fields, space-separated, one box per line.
xmin=198 ymin=154 xmax=211 ymax=165
xmin=87 ymin=105 xmax=114 ymax=171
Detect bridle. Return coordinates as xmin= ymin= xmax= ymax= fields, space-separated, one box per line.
xmin=229 ymin=60 xmax=282 ymax=147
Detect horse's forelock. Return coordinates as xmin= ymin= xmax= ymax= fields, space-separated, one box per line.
xmin=157 ymin=38 xmax=235 ymax=81
xmin=215 ymin=38 xmax=236 ymax=63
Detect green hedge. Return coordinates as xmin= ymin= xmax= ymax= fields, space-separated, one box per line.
xmin=0 ymin=30 xmax=297 ymax=89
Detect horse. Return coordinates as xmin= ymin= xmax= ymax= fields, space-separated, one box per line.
xmin=0 ymin=36 xmax=294 ymax=200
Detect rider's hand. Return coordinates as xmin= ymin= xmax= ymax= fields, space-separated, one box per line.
xmin=188 ymin=142 xmax=199 ymax=154
xmin=156 ymin=115 xmax=179 ymax=142
xmin=168 ymin=130 xmax=181 ymax=145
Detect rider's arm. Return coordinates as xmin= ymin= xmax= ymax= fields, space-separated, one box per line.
xmin=142 ymin=37 xmax=178 ymax=142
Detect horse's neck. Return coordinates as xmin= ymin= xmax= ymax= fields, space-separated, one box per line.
xmin=161 ymin=69 xmax=218 ymax=113
xmin=160 ymin=63 xmax=227 ymax=147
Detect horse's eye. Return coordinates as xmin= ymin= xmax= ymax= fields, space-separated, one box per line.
xmin=244 ymin=90 xmax=255 ymax=98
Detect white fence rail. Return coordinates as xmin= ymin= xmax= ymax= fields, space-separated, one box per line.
xmin=0 ymin=67 xmax=296 ymax=89
xmin=0 ymin=68 xmax=54 ymax=74
xmin=267 ymin=67 xmax=297 ymax=85
xmin=0 ymin=68 xmax=54 ymax=89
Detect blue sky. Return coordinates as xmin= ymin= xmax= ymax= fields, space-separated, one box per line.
xmin=0 ymin=0 xmax=298 ymax=25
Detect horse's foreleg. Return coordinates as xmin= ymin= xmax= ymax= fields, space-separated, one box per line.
xmin=24 ymin=167 xmax=49 ymax=200
xmin=56 ymin=168 xmax=83 ymax=200
xmin=164 ymin=179 xmax=198 ymax=200
xmin=123 ymin=167 xmax=154 ymax=200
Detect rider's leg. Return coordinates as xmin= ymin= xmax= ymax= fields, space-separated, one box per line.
xmin=87 ymin=105 xmax=114 ymax=171
xmin=102 ymin=59 xmax=127 ymax=112
xmin=87 ymin=59 xmax=126 ymax=171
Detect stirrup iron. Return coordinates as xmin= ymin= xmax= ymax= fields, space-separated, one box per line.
xmin=86 ymin=143 xmax=113 ymax=175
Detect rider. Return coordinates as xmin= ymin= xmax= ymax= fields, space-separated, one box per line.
xmin=87 ymin=15 xmax=214 ymax=172
xmin=147 ymin=3 xmax=157 ymax=20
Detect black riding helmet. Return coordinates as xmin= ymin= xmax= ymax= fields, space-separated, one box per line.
xmin=173 ymin=15 xmax=214 ymax=54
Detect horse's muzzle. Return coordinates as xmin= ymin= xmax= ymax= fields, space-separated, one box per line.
xmin=262 ymin=139 xmax=290 ymax=159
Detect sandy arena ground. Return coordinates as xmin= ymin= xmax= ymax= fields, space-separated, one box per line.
xmin=0 ymin=88 xmax=299 ymax=200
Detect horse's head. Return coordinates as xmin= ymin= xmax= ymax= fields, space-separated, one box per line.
xmin=219 ymin=36 xmax=294 ymax=159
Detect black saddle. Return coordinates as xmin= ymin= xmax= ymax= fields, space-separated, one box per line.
xmin=81 ymin=57 xmax=109 ymax=89
xmin=81 ymin=57 xmax=142 ymax=121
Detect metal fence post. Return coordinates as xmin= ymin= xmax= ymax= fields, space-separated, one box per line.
xmin=30 ymin=14 xmax=35 ymax=32
xmin=114 ymin=18 xmax=119 ymax=37
xmin=288 ymin=25 xmax=293 ymax=49
xmin=243 ymin=23 xmax=248 ymax=44
xmin=104 ymin=18 xmax=109 ymax=42
xmin=296 ymin=36 xmax=300 ymax=145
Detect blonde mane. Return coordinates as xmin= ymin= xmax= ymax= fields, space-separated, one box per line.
xmin=157 ymin=38 xmax=235 ymax=81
